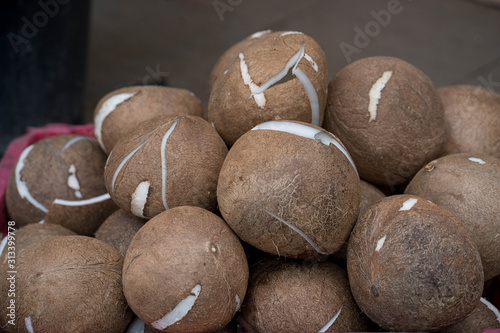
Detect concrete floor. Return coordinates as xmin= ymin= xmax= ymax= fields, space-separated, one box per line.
xmin=84 ymin=0 xmax=500 ymax=120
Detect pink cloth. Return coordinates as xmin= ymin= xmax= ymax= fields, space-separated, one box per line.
xmin=0 ymin=123 xmax=94 ymax=237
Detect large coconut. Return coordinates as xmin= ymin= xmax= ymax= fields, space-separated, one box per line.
xmin=104 ymin=115 xmax=227 ymax=219
xmin=208 ymin=31 xmax=328 ymax=146
xmin=122 ymin=206 xmax=248 ymax=333
xmin=0 ymin=235 xmax=131 ymax=332
xmin=5 ymin=135 xmax=117 ymax=235
xmin=94 ymin=86 xmax=204 ymax=154
xmin=323 ymin=56 xmax=446 ymax=186
xmin=405 ymin=153 xmax=500 ymax=281
xmin=438 ymin=85 xmax=500 ymax=158
xmin=347 ymin=194 xmax=483 ymax=331
xmin=217 ymin=120 xmax=360 ymax=259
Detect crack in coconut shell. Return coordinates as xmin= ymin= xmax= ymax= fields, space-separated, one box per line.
xmin=252 ymin=121 xmax=358 ymax=177
xmin=318 ymin=304 xmax=343 ymax=333
xmin=262 ymin=208 xmax=328 ymax=255
xmin=94 ymin=91 xmax=138 ymax=152
xmin=480 ymin=297 xmax=500 ymax=324
xmin=111 ymin=136 xmax=152 ymax=194
xmin=161 ymin=120 xmax=178 ymax=210
xmin=25 ymin=316 xmax=34 ymax=333
xmin=241 ymin=43 xmax=320 ymax=125
xmin=151 ymin=284 xmax=202 ymax=330
xmin=15 ymin=145 xmax=48 ymax=213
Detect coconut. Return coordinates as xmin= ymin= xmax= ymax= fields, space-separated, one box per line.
xmin=5 ymin=135 xmax=118 ymax=234
xmin=0 ymin=223 xmax=76 ymax=269
xmin=104 ymin=115 xmax=227 ymax=219
xmin=439 ymin=297 xmax=500 ymax=333
xmin=208 ymin=31 xmax=328 ymax=146
xmin=359 ymin=179 xmax=386 ymax=217
xmin=0 ymin=235 xmax=131 ymax=332
xmin=95 ymin=209 xmax=146 ymax=257
xmin=94 ymin=86 xmax=204 ymax=154
xmin=438 ymin=85 xmax=500 ymax=158
xmin=122 ymin=206 xmax=248 ymax=333
xmin=347 ymin=194 xmax=484 ymax=331
xmin=217 ymin=120 xmax=360 ymax=259
xmin=405 ymin=153 xmax=500 ymax=281
xmin=239 ymin=258 xmax=372 ymax=333
xmin=323 ymin=56 xmax=446 ymax=186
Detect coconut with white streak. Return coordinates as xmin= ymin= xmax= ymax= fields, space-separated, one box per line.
xmin=405 ymin=153 xmax=500 ymax=281
xmin=324 ymin=56 xmax=446 ymax=186
xmin=94 ymin=86 xmax=204 ymax=154
xmin=217 ymin=120 xmax=360 ymax=259
xmin=347 ymin=194 xmax=483 ymax=331
xmin=208 ymin=31 xmax=328 ymax=146
xmin=239 ymin=259 xmax=372 ymax=333
xmin=123 ymin=206 xmax=248 ymax=333
xmin=104 ymin=115 xmax=227 ymax=219
xmin=5 ymin=135 xmax=117 ymax=235
xmin=439 ymin=297 xmax=500 ymax=332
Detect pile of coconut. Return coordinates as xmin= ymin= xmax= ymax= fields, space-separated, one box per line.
xmin=1 ymin=30 xmax=500 ymax=333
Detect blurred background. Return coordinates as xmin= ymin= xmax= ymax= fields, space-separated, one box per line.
xmin=1 ymin=0 xmax=500 ymax=155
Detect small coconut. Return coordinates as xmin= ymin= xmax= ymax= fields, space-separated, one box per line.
xmin=323 ymin=56 xmax=446 ymax=186
xmin=104 ymin=115 xmax=227 ymax=219
xmin=347 ymin=194 xmax=483 ymax=331
xmin=439 ymin=297 xmax=500 ymax=333
xmin=95 ymin=209 xmax=146 ymax=257
xmin=5 ymin=135 xmax=117 ymax=235
xmin=0 ymin=235 xmax=131 ymax=332
xmin=0 ymin=223 xmax=76 ymax=269
xmin=208 ymin=31 xmax=328 ymax=146
xmin=238 ymin=258 xmax=372 ymax=333
xmin=122 ymin=206 xmax=248 ymax=333
xmin=217 ymin=120 xmax=360 ymax=259
xmin=438 ymin=85 xmax=500 ymax=158
xmin=94 ymin=86 xmax=204 ymax=154
xmin=405 ymin=153 xmax=500 ymax=281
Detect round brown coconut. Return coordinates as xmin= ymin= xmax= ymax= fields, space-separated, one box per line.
xmin=347 ymin=194 xmax=484 ymax=331
xmin=0 ymin=223 xmax=76 ymax=268
xmin=438 ymin=85 xmax=500 ymax=158
xmin=439 ymin=297 xmax=500 ymax=333
xmin=0 ymin=235 xmax=131 ymax=332
xmin=359 ymin=179 xmax=386 ymax=217
xmin=323 ymin=56 xmax=446 ymax=186
xmin=239 ymin=258 xmax=372 ymax=333
xmin=217 ymin=120 xmax=360 ymax=259
xmin=5 ymin=135 xmax=118 ymax=234
xmin=122 ymin=206 xmax=248 ymax=333
xmin=94 ymin=86 xmax=204 ymax=154
xmin=104 ymin=115 xmax=227 ymax=219
xmin=405 ymin=153 xmax=500 ymax=281
xmin=209 ymin=30 xmax=274 ymax=92
xmin=333 ymin=179 xmax=386 ymax=261
xmin=208 ymin=30 xmax=328 ymax=146
xmin=95 ymin=209 xmax=146 ymax=257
